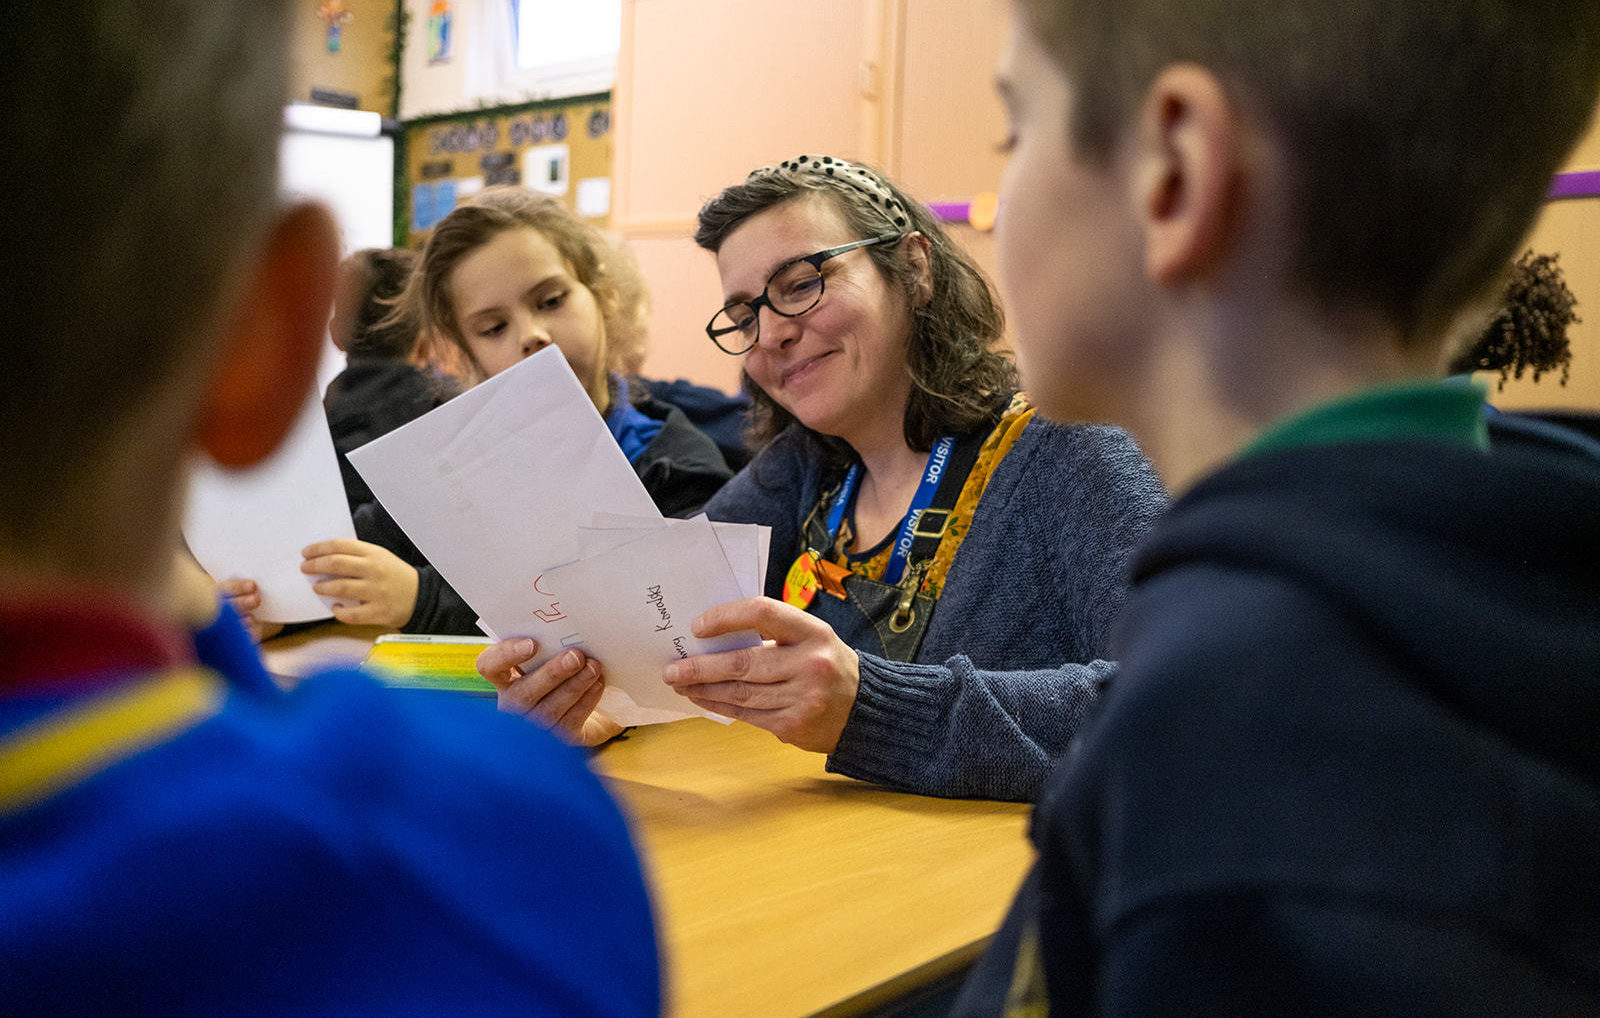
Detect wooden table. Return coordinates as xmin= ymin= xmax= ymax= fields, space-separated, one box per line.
xmin=594 ymin=719 xmax=1034 ymax=1017
xmin=261 ymin=625 xmax=1036 ymax=1016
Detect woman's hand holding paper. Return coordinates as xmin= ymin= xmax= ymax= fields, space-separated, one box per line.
xmin=663 ymin=598 xmax=861 ymax=754
xmin=478 ymin=638 xmax=625 ymax=747
xmin=301 ymin=539 xmax=419 ymax=627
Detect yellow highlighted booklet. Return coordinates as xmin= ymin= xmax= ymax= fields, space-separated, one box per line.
xmin=360 ymin=635 xmax=497 ymax=694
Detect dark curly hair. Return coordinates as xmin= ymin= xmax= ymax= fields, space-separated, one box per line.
xmin=694 ymin=161 xmax=1015 ymax=465
xmin=1447 ymin=251 xmax=1579 ymax=390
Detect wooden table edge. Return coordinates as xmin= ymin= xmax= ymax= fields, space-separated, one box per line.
xmin=805 ymin=933 xmax=993 ymax=1018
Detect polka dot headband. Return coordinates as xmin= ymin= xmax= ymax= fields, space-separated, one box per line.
xmin=751 ymin=154 xmax=911 ymax=230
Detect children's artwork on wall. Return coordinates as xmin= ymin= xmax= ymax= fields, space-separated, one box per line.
xmin=317 ymin=0 xmax=354 ymax=54
xmin=411 ymin=179 xmax=459 ymax=231
xmin=428 ymin=0 xmax=452 ymax=64
xmin=403 ymin=93 xmax=611 ymax=243
xmin=576 ymin=177 xmax=611 ymax=218
xmin=481 ymin=151 xmax=519 ymax=187
xmin=523 ymin=143 xmax=570 ymax=197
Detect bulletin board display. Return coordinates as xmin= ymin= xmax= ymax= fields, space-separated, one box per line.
xmin=403 ymin=92 xmax=612 ymax=245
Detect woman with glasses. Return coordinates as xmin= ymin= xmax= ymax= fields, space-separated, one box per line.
xmin=483 ymin=156 xmax=1165 ymax=801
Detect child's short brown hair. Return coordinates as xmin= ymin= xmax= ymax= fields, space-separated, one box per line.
xmin=1 ymin=0 xmax=288 ymax=549
xmin=1015 ymin=0 xmax=1600 ymax=346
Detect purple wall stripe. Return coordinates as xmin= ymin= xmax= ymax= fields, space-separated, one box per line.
xmin=1548 ymin=170 xmax=1600 ymax=200
xmin=928 ymin=172 xmax=1598 ymax=220
xmin=927 ymin=201 xmax=971 ymax=222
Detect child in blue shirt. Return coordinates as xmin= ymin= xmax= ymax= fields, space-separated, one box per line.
xmin=0 ymin=4 xmax=657 ymax=1013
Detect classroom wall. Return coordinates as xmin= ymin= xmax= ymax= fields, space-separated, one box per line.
xmin=894 ymin=0 xmax=1008 ymax=360
xmin=399 ymin=0 xmax=618 ymax=119
xmin=334 ymin=2 xmax=1600 ymax=408
xmin=400 ymin=0 xmax=504 ymax=118
xmin=614 ymin=0 xmax=1009 ymax=392
xmin=613 ymin=0 xmax=872 ymax=392
xmin=616 ymin=4 xmax=1600 ymax=412
xmin=289 ymin=0 xmax=398 ymax=114
xmin=401 ymin=95 xmax=614 ymax=245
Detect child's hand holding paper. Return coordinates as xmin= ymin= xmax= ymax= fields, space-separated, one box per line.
xmin=182 ymin=388 xmax=355 ymax=624
xmin=478 ymin=641 xmax=624 ymax=746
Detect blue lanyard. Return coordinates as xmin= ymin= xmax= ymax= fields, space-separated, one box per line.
xmin=822 ymin=435 xmax=956 ymax=586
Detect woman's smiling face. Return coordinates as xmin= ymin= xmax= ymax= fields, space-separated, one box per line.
xmin=714 ymin=195 xmax=915 ymax=446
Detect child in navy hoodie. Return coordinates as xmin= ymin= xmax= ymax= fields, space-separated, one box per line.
xmin=957 ymin=0 xmax=1600 ymax=1013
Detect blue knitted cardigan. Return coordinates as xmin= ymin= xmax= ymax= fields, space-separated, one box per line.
xmin=704 ymin=416 xmax=1167 ymax=801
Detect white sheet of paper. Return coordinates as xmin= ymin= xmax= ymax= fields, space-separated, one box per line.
xmin=346 ymin=347 xmax=661 ymax=641
xmin=725 ymin=523 xmax=771 ymax=600
xmin=583 ymin=514 xmax=771 ymax=600
xmin=182 ymin=388 xmax=354 ymax=623
xmin=540 ymin=515 xmax=759 ymax=726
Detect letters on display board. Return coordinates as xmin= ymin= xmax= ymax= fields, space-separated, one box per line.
xmin=405 ymin=94 xmax=611 ymax=241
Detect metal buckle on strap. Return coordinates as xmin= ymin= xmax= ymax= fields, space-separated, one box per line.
xmin=911 ymin=508 xmax=952 ymax=540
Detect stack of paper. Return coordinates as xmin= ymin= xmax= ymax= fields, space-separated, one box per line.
xmin=348 ymin=348 xmax=767 ymax=727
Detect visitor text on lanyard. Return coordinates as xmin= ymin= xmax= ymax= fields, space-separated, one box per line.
xmin=825 ymin=435 xmax=955 ymax=586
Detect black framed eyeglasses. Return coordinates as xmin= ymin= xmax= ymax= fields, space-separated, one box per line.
xmin=706 ymin=232 xmax=906 ymax=354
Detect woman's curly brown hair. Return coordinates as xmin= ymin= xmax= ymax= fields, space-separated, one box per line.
xmin=1448 ymin=251 xmax=1580 ymax=389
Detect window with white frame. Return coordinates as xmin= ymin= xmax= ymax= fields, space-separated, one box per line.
xmin=512 ymin=0 xmax=622 ymax=72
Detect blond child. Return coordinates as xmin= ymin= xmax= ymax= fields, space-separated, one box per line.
xmin=292 ymin=187 xmax=732 ymax=636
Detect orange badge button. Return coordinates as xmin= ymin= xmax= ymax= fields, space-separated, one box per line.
xmin=782 ymin=551 xmax=822 ymax=610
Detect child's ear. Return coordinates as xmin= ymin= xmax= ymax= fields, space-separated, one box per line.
xmin=1133 ymin=64 xmax=1241 ymax=285
xmin=197 ymin=203 xmax=340 ymax=468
